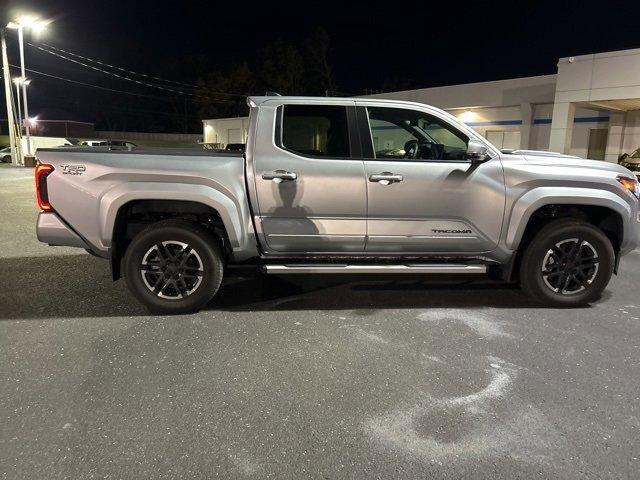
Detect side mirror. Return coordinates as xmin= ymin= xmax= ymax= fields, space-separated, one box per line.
xmin=466 ymin=139 xmax=492 ymax=163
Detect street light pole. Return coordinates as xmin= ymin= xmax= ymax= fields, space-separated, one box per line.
xmin=17 ymin=25 xmax=31 ymax=156
xmin=1 ymin=29 xmax=20 ymax=166
xmin=14 ymin=78 xmax=23 ymax=132
xmin=7 ymin=15 xmax=48 ymax=156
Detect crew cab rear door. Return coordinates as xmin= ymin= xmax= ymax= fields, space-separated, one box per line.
xmin=355 ymin=102 xmax=505 ymax=254
xmin=250 ymin=100 xmax=367 ymax=253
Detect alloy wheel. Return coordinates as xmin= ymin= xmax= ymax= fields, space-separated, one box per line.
xmin=541 ymin=238 xmax=599 ymax=295
xmin=140 ymin=241 xmax=204 ymax=299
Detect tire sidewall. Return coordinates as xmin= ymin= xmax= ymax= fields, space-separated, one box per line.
xmin=522 ymin=221 xmax=614 ymax=306
xmin=124 ymin=223 xmax=223 ymax=314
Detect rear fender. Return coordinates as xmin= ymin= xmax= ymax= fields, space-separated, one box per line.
xmin=100 ymin=182 xmax=246 ymax=250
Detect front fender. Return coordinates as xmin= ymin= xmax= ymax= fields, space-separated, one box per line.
xmin=100 ymin=182 xmax=246 ymax=250
xmin=506 ymin=187 xmax=633 ymax=251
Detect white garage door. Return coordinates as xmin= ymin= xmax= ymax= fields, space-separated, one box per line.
xmin=227 ymin=128 xmax=243 ymax=144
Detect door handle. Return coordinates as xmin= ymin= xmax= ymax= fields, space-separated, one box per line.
xmin=369 ymin=172 xmax=403 ymax=185
xmin=262 ymin=170 xmax=298 ymax=183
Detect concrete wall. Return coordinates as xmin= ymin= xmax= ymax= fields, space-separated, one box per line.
xmin=550 ymin=48 xmax=640 ymax=159
xmin=623 ymin=111 xmax=640 ymax=153
xmin=364 ymin=75 xmax=557 ymax=109
xmin=95 ymin=131 xmax=201 ymax=143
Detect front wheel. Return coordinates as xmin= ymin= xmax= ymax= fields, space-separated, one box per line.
xmin=124 ymin=220 xmax=224 ymax=314
xmin=519 ymin=219 xmax=614 ymax=307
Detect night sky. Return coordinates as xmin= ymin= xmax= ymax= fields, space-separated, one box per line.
xmin=1 ymin=0 xmax=639 ymax=132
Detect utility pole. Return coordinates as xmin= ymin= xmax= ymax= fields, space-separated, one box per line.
xmin=14 ymin=78 xmax=22 ymax=131
xmin=1 ymin=29 xmax=20 ymax=166
xmin=17 ymin=24 xmax=31 ymax=156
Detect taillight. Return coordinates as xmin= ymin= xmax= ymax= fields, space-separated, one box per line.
xmin=35 ymin=162 xmax=55 ymax=211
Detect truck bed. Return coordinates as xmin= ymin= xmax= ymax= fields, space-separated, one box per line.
xmin=35 ymin=147 xmax=255 ymax=260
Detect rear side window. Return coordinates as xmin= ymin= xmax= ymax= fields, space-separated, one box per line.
xmin=279 ymin=105 xmax=350 ymax=158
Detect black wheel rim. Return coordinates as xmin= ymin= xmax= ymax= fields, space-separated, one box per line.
xmin=140 ymin=241 xmax=204 ymax=299
xmin=541 ymin=238 xmax=599 ymax=295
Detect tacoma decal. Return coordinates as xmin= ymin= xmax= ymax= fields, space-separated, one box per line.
xmin=432 ymin=229 xmax=472 ymax=234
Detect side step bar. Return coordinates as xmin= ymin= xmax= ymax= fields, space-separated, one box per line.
xmin=262 ymin=264 xmax=487 ymax=274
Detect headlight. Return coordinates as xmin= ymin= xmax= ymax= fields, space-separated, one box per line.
xmin=617 ymin=175 xmax=640 ymax=199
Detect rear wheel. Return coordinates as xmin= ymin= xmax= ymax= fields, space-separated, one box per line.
xmin=519 ymin=219 xmax=614 ymax=307
xmin=124 ymin=220 xmax=224 ymax=314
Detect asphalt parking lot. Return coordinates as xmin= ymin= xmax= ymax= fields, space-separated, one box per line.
xmin=1 ymin=164 xmax=639 ymax=479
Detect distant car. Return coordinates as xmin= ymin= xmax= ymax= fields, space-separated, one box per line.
xmin=1 ymin=146 xmax=11 ymax=163
xmin=79 ymin=140 xmax=137 ymax=150
xmin=619 ymin=148 xmax=640 ymax=179
xmin=225 ymin=143 xmax=245 ymax=152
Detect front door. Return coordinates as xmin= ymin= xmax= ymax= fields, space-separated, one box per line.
xmin=252 ymin=102 xmax=367 ymax=253
xmin=358 ymin=104 xmax=506 ymax=254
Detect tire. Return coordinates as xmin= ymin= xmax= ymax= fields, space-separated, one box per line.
xmin=1 ymin=155 xmax=11 ymax=163
xmin=519 ymin=218 xmax=614 ymax=307
xmin=124 ymin=219 xmax=224 ymax=314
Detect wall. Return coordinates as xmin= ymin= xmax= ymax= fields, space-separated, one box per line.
xmin=364 ymin=75 xmax=557 ymax=109
xmin=93 ymin=131 xmax=201 ymax=148
xmin=95 ymin=131 xmax=200 ymax=142
xmin=531 ymin=103 xmax=610 ymax=156
xmin=623 ymin=111 xmax=640 ymax=153
xmin=550 ymin=48 xmax=640 ymax=156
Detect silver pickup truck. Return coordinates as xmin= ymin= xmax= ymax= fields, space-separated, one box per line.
xmin=35 ymin=96 xmax=640 ymax=313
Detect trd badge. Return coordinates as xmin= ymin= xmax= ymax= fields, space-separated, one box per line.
xmin=60 ymin=165 xmax=86 ymax=175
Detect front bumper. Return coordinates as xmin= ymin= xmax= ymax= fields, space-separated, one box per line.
xmin=36 ymin=212 xmax=89 ymax=249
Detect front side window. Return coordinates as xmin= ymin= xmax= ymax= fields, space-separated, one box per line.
xmin=280 ymin=105 xmax=350 ymax=158
xmin=366 ymin=107 xmax=468 ymax=161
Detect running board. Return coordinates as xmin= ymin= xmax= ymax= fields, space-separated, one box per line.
xmin=262 ymin=264 xmax=487 ymax=274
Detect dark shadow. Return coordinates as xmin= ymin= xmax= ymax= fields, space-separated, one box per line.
xmin=264 ymin=177 xmax=321 ymax=250
xmin=0 ymin=254 xmax=581 ymax=320
xmin=211 ymin=270 xmax=548 ymax=312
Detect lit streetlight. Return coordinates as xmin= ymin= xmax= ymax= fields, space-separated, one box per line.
xmin=7 ymin=15 xmax=49 ymax=156
xmin=12 ymin=76 xmax=30 ymax=133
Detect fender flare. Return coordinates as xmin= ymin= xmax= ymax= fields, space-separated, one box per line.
xmin=99 ymin=182 xmax=246 ymax=249
xmin=506 ymin=187 xmax=632 ymax=251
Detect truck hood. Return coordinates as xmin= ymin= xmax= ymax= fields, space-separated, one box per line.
xmin=512 ymin=149 xmax=632 ymax=176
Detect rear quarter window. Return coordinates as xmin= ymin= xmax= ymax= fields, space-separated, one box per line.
xmin=278 ymin=105 xmax=350 ymax=158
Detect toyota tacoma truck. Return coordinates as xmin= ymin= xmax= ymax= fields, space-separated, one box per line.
xmin=34 ymin=96 xmax=640 ymax=313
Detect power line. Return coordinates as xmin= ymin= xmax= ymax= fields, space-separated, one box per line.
xmin=29 ymin=87 xmax=205 ymax=120
xmin=10 ymin=63 xmax=166 ymax=99
xmin=28 ymin=42 xmax=245 ymax=99
xmin=39 ymin=42 xmax=201 ymax=89
xmin=9 ymin=63 xmax=242 ymax=105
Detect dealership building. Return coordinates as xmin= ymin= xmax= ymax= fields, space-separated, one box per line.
xmin=202 ymin=47 xmax=640 ymax=161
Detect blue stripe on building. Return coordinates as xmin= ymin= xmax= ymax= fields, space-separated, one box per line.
xmin=464 ymin=120 xmax=522 ymax=126
xmin=371 ymin=117 xmax=611 ymax=129
xmin=534 ymin=116 xmax=609 ymax=125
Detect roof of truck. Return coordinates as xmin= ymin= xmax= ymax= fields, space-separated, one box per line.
xmin=247 ymin=95 xmax=440 ymax=110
